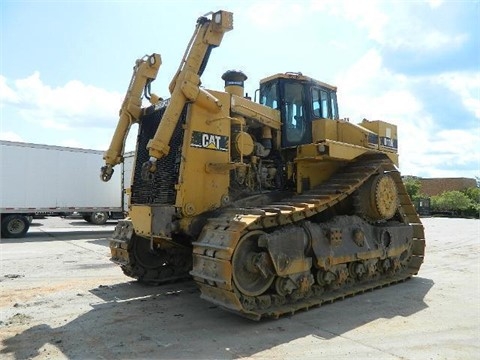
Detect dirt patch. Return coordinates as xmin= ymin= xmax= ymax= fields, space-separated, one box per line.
xmin=2 ymin=313 xmax=33 ymax=327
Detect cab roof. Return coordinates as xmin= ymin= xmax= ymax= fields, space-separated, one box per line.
xmin=260 ymin=72 xmax=337 ymax=91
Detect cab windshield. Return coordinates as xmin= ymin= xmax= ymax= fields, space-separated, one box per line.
xmin=260 ymin=78 xmax=338 ymax=148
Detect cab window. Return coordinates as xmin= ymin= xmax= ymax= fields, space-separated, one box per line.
xmin=311 ymin=87 xmax=338 ymax=119
xmin=283 ymin=82 xmax=306 ymax=144
xmin=330 ymin=92 xmax=339 ymax=119
xmin=260 ymin=82 xmax=279 ymax=109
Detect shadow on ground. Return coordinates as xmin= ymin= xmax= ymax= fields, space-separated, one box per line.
xmin=1 ymin=276 xmax=434 ymax=359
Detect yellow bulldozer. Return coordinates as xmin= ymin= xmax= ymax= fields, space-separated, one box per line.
xmin=100 ymin=10 xmax=425 ymax=320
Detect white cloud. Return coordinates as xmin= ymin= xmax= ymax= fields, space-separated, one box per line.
xmin=388 ymin=30 xmax=468 ymax=52
xmin=3 ymin=72 xmax=123 ymax=130
xmin=335 ymin=49 xmax=479 ymax=178
xmin=410 ymin=128 xmax=480 ymax=178
xmin=435 ymin=72 xmax=480 ymax=119
xmin=332 ymin=0 xmax=389 ymax=42
xmin=311 ymin=0 xmax=400 ymax=45
xmin=0 ymin=75 xmax=19 ymax=105
xmin=40 ymin=118 xmax=70 ymax=130
xmin=336 ymin=49 xmax=384 ymax=93
xmin=336 ymin=50 xmax=421 ymax=120
xmin=245 ymin=0 xmax=307 ymax=29
xmin=392 ymin=118 xmax=479 ymax=178
xmin=307 ymin=1 xmax=467 ymax=52
xmin=335 ymin=50 xmax=421 ymax=174
xmin=426 ymin=0 xmax=444 ymax=9
xmin=0 ymin=131 xmax=24 ymax=142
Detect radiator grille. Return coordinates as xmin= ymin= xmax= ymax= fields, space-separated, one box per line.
xmin=130 ymin=104 xmax=185 ymax=205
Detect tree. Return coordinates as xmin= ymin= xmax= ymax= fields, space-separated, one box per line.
xmin=462 ymin=187 xmax=480 ymax=203
xmin=461 ymin=187 xmax=480 ymax=218
xmin=402 ymin=177 xmax=424 ymax=201
xmin=431 ymin=191 xmax=473 ymax=214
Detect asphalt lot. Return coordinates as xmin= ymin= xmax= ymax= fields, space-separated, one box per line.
xmin=0 ymin=216 xmax=479 ymax=359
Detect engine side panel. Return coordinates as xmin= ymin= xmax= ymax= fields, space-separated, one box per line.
xmin=175 ymin=91 xmax=232 ymax=217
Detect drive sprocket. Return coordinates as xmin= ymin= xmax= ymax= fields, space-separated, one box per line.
xmin=356 ymin=172 xmax=398 ymax=221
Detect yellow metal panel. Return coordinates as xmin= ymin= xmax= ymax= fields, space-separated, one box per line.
xmin=175 ymin=91 xmax=231 ymax=217
xmin=296 ymin=140 xmax=398 ymax=168
xmin=296 ymin=160 xmax=341 ymax=193
xmin=386 ymin=152 xmax=399 ymax=165
xmin=360 ymin=119 xmax=398 ymax=152
xmin=231 ymin=94 xmax=281 ymax=130
xmin=327 ymin=141 xmax=369 ymax=160
xmin=296 ymin=143 xmax=321 ymax=159
xmin=130 ymin=205 xmax=152 ymax=236
xmin=337 ymin=121 xmax=369 ymax=147
xmin=312 ymin=118 xmax=338 ymax=142
xmin=296 ymin=142 xmax=368 ymax=162
xmin=361 ymin=119 xmax=398 ymax=139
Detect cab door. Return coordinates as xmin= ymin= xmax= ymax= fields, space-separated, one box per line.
xmin=280 ymin=81 xmax=311 ymax=148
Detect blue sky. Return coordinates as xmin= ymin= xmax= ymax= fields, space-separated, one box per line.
xmin=1 ymin=0 xmax=479 ymax=179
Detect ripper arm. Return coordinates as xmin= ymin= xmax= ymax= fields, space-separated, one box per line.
xmin=141 ymin=10 xmax=233 ymax=177
xmin=101 ymin=54 xmax=161 ymax=182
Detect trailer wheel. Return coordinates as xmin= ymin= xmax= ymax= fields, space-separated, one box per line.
xmin=89 ymin=212 xmax=108 ymax=225
xmin=1 ymin=215 xmax=30 ymax=238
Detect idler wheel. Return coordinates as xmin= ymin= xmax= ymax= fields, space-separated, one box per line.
xmin=232 ymin=231 xmax=275 ymax=296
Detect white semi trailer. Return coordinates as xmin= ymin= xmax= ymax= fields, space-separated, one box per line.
xmin=0 ymin=140 xmax=133 ymax=238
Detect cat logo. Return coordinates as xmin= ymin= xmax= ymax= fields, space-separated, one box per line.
xmin=202 ymin=134 xmax=221 ymax=149
xmin=190 ymin=131 xmax=228 ymax=152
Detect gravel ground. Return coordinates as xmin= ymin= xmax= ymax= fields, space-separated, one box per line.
xmin=0 ymin=216 xmax=478 ymax=359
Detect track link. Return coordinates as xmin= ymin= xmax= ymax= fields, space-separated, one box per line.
xmin=110 ymin=221 xmax=192 ymax=284
xmin=191 ymin=154 xmax=425 ymax=319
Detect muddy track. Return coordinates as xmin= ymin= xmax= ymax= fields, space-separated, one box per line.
xmin=191 ymin=154 xmax=425 ymax=319
xmin=110 ymin=222 xmax=192 ymax=284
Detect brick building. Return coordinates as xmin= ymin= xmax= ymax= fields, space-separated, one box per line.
xmin=418 ymin=177 xmax=477 ymax=197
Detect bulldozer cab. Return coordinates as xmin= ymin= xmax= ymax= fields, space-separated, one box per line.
xmin=259 ymin=73 xmax=339 ymax=148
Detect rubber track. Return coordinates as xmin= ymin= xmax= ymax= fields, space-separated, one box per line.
xmin=191 ymin=154 xmax=425 ymax=320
